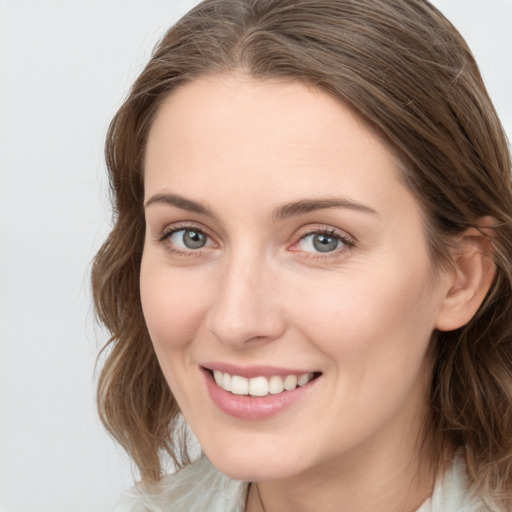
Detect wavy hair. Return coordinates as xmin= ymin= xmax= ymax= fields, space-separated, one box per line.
xmin=92 ymin=0 xmax=512 ymax=508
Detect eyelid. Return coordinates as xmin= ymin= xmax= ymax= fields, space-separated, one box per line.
xmin=295 ymin=224 xmax=356 ymax=242
xmin=159 ymin=221 xmax=213 ymax=241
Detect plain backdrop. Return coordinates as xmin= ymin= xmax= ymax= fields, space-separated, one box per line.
xmin=0 ymin=1 xmax=510 ymax=511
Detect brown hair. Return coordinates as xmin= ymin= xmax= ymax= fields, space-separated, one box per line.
xmin=92 ymin=0 xmax=512 ymax=507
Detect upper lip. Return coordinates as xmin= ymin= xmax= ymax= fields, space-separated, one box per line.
xmin=201 ymin=362 xmax=320 ymax=378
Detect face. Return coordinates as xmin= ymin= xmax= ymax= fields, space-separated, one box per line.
xmin=141 ymin=74 xmax=451 ymax=482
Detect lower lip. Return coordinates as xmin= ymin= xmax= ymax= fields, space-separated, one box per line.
xmin=202 ymin=369 xmax=319 ymax=420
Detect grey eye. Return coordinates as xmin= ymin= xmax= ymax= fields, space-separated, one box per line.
xmin=170 ymin=229 xmax=209 ymax=249
xmin=312 ymin=233 xmax=340 ymax=252
xmin=299 ymin=233 xmax=341 ymax=253
xmin=182 ymin=230 xmax=207 ymax=249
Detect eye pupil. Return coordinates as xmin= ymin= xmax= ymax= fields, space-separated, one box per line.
xmin=183 ymin=230 xmax=206 ymax=249
xmin=313 ymin=234 xmax=339 ymax=252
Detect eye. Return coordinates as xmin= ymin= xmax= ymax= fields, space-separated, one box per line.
xmin=161 ymin=227 xmax=215 ymax=253
xmin=298 ymin=232 xmax=342 ymax=253
xmin=293 ymin=228 xmax=355 ymax=256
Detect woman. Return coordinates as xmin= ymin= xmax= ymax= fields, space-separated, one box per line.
xmin=92 ymin=0 xmax=512 ymax=510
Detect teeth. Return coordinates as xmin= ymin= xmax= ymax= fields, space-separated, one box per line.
xmin=222 ymin=372 xmax=231 ymax=392
xmin=231 ymin=375 xmax=249 ymax=395
xmin=213 ymin=370 xmax=223 ymax=386
xmin=211 ymin=370 xmax=315 ymax=396
xmin=298 ymin=373 xmax=310 ymax=386
xmin=283 ymin=375 xmax=297 ymax=390
xmin=269 ymin=375 xmax=284 ymax=394
xmin=249 ymin=376 xmax=269 ymax=397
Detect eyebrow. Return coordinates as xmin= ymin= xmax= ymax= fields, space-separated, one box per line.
xmin=272 ymin=197 xmax=378 ymax=221
xmin=144 ymin=192 xmax=378 ymax=220
xmin=144 ymin=193 xmax=214 ymax=217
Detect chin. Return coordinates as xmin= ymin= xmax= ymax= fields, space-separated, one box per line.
xmin=200 ymin=435 xmax=310 ymax=482
xmin=209 ymin=456 xmax=293 ymax=482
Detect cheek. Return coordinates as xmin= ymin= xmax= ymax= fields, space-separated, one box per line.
xmin=289 ymin=268 xmax=438 ymax=434
xmin=139 ymin=258 xmax=212 ymax=351
xmin=289 ymin=263 xmax=438 ymax=367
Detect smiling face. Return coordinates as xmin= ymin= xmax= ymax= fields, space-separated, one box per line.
xmin=140 ymin=74 xmax=452 ymax=484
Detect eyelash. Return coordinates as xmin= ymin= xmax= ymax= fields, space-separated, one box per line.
xmin=158 ymin=224 xmax=355 ymax=260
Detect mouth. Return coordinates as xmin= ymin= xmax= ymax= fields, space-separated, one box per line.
xmin=204 ymin=368 xmax=322 ymax=397
xmin=201 ymin=365 xmax=322 ymax=420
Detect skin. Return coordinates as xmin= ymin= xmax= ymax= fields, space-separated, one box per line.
xmin=140 ymin=74 xmax=467 ymax=512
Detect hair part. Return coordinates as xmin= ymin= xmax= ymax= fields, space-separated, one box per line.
xmin=92 ymin=0 xmax=512 ymax=507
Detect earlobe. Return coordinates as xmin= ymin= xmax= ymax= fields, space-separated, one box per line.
xmin=435 ymin=218 xmax=497 ymax=332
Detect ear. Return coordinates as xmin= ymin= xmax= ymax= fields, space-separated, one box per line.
xmin=435 ymin=217 xmax=497 ymax=332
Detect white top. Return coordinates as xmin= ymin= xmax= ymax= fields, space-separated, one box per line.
xmin=114 ymin=453 xmax=484 ymax=512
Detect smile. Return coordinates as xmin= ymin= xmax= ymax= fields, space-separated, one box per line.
xmin=212 ymin=370 xmax=316 ymax=397
xmin=202 ymin=365 xmax=322 ymax=420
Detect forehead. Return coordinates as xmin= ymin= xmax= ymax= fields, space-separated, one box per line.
xmin=147 ymin=74 xmax=377 ymax=153
xmin=143 ymin=74 xmax=415 ymax=219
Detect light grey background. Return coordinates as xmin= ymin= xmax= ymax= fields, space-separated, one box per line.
xmin=0 ymin=1 xmax=510 ymax=511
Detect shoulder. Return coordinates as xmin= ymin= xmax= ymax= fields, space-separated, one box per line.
xmin=416 ymin=452 xmax=486 ymax=512
xmin=113 ymin=456 xmax=248 ymax=512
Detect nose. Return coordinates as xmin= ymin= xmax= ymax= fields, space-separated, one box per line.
xmin=206 ymin=251 xmax=286 ymax=348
